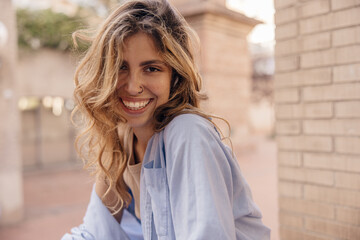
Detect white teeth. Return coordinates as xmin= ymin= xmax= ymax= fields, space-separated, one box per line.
xmin=122 ymin=99 xmax=151 ymax=110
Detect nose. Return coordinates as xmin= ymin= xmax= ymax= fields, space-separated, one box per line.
xmin=122 ymin=72 xmax=143 ymax=95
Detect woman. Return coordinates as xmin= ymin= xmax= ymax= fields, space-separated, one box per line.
xmin=63 ymin=0 xmax=270 ymax=239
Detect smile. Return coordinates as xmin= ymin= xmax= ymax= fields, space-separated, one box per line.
xmin=121 ymin=98 xmax=152 ymax=111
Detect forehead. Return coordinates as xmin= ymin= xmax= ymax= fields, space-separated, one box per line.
xmin=122 ymin=32 xmax=161 ymax=58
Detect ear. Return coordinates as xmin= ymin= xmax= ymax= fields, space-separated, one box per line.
xmin=172 ymin=75 xmax=179 ymax=87
xmin=171 ymin=70 xmax=179 ymax=88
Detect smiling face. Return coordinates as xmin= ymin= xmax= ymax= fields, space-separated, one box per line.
xmin=117 ymin=32 xmax=172 ymax=135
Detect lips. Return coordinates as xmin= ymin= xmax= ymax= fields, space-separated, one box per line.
xmin=121 ymin=98 xmax=152 ymax=111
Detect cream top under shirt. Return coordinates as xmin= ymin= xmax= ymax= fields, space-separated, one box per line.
xmin=123 ymin=157 xmax=142 ymax=219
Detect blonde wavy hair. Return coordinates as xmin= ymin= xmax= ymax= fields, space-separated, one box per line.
xmin=72 ymin=0 xmax=228 ymax=214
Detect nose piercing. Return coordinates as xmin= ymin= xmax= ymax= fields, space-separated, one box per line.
xmin=138 ymin=86 xmax=144 ymax=94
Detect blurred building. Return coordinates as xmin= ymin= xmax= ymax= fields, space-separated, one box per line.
xmin=249 ymin=42 xmax=275 ymax=135
xmin=250 ymin=42 xmax=274 ymax=102
xmin=274 ymin=0 xmax=360 ymax=239
xmin=0 ymin=0 xmax=24 ymax=225
xmin=18 ymin=49 xmax=78 ymax=169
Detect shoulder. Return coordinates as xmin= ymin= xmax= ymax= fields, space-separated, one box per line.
xmin=162 ymin=113 xmax=224 ymax=152
xmin=162 ymin=114 xmax=235 ymax=184
xmin=164 ymin=113 xmax=219 ymax=140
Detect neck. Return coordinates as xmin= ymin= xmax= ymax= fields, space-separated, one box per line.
xmin=133 ymin=127 xmax=154 ymax=163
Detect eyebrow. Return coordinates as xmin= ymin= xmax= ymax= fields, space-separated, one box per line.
xmin=121 ymin=60 xmax=168 ymax=68
xmin=139 ymin=60 xmax=167 ymax=67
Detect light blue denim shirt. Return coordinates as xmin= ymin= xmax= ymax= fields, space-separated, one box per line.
xmin=62 ymin=114 xmax=270 ymax=240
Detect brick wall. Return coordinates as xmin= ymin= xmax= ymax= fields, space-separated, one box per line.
xmin=275 ymin=0 xmax=360 ymax=239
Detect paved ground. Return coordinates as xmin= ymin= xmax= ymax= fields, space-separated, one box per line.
xmin=235 ymin=136 xmax=278 ymax=240
xmin=0 ymin=136 xmax=278 ymax=240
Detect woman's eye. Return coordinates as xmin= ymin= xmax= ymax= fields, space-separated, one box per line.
xmin=119 ymin=65 xmax=128 ymax=71
xmin=145 ymin=66 xmax=160 ymax=72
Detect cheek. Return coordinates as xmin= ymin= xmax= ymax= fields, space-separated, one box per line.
xmin=152 ymin=78 xmax=171 ymax=100
xmin=154 ymin=86 xmax=170 ymax=103
xmin=116 ymin=77 xmax=126 ymax=89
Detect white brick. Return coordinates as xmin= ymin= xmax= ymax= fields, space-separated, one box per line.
xmin=277 ymin=136 xmax=332 ymax=152
xmin=275 ymin=6 xmax=297 ymax=24
xmin=332 ymin=7 xmax=360 ymax=29
xmin=299 ymin=13 xmax=334 ymax=34
xmin=276 ymin=22 xmax=298 ymax=40
xmin=279 ymin=181 xmax=303 ymax=197
xmin=274 ymin=88 xmax=300 ymax=103
xmin=335 ymin=45 xmax=360 ymax=65
xmin=301 ymin=45 xmax=360 ymax=69
xmin=305 ymin=185 xmax=360 ymax=208
xmin=276 ymin=104 xmax=303 ymax=119
xmin=280 ymin=228 xmax=331 ymax=240
xmin=278 ymin=151 xmax=302 ymax=167
xmin=335 ymin=101 xmax=360 ymax=118
xmin=276 ymin=120 xmax=301 ymax=135
xmin=305 ymin=218 xmax=360 ymax=239
xmin=274 ymin=72 xmax=293 ymax=88
xmin=276 ymin=103 xmax=333 ymax=119
xmin=336 ymin=207 xmax=360 ymax=226
xmin=276 ymin=55 xmax=299 ymax=72
xmin=275 ymin=0 xmax=297 ymax=9
xmin=279 ymin=212 xmax=304 ymax=228
xmin=300 ymin=7 xmax=360 ymax=34
xmin=275 ymin=38 xmax=299 ymax=56
xmin=279 ymin=166 xmax=334 ymax=185
xmin=335 ymin=172 xmax=360 ymax=190
xmin=300 ymin=32 xmax=331 ymax=51
xmin=301 ymin=48 xmax=335 ymax=68
xmin=299 ymin=0 xmax=330 ymax=18
xmin=333 ymin=63 xmax=360 ymax=83
xmin=275 ymin=68 xmax=332 ymax=88
xmin=303 ymin=102 xmax=333 ymax=119
xmin=280 ymin=197 xmax=335 ymax=219
xmin=303 ymin=83 xmax=360 ymax=102
xmin=303 ymin=119 xmax=360 ymax=136
xmin=336 ymin=137 xmax=360 ymax=154
xmin=331 ymin=0 xmax=360 ymax=10
xmin=280 ymin=228 xmax=304 ymax=240
xmin=303 ymin=232 xmax=334 ymax=240
xmin=332 ymin=26 xmax=360 ymax=47
xmin=304 ymin=153 xmax=360 ymax=173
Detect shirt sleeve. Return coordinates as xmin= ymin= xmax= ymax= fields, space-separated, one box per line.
xmin=164 ymin=114 xmax=237 ymax=240
xmin=61 ymin=185 xmax=142 ymax=240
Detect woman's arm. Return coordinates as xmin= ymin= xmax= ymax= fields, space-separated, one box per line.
xmin=62 ymin=180 xmax=144 ymax=240
xmin=61 ymin=183 xmax=131 ymax=240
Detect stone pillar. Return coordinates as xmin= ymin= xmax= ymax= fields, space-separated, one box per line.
xmin=275 ymin=0 xmax=360 ymax=239
xmin=171 ymin=0 xmax=260 ymax=143
xmin=0 ymin=0 xmax=24 ymax=225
